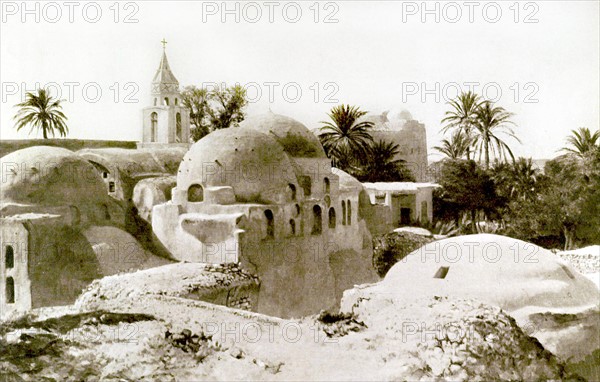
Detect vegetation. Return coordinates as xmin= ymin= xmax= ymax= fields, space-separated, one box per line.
xmin=471 ymin=101 xmax=520 ymax=168
xmin=434 ymin=159 xmax=500 ymax=232
xmin=356 ymin=139 xmax=415 ymax=182
xmin=181 ymin=84 xmax=248 ymax=142
xmin=372 ymin=231 xmax=434 ymax=277
xmin=14 ymin=89 xmax=68 ymax=139
xmin=318 ymin=104 xmax=374 ymax=167
xmin=440 ymin=92 xmax=518 ymax=167
xmin=434 ymin=130 xmax=472 ymax=160
xmin=441 ymin=91 xmax=481 ymax=160
xmin=562 ymin=127 xmax=600 ymax=158
xmin=433 ymin=91 xmax=599 ymax=249
xmin=318 ymin=104 xmax=414 ymax=182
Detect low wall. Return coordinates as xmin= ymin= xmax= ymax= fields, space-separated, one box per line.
xmin=0 ymin=139 xmax=137 ymax=158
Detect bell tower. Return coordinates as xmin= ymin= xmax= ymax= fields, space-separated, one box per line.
xmin=139 ymin=39 xmax=190 ymax=148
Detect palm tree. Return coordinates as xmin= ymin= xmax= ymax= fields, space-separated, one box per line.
xmin=562 ymin=127 xmax=600 ymax=158
xmin=359 ymin=140 xmax=414 ymax=182
xmin=318 ymin=104 xmax=374 ymax=168
xmin=434 ymin=130 xmax=472 ymax=160
xmin=441 ymin=91 xmax=482 ymax=159
xmin=471 ymin=101 xmax=520 ymax=168
xmin=507 ymin=158 xmax=541 ymax=201
xmin=14 ymin=89 xmax=68 ymax=139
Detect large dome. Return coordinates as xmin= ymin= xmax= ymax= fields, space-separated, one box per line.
xmin=177 ymin=128 xmax=299 ymax=204
xmin=240 ymin=112 xmax=326 ymax=158
xmin=0 ymin=146 xmax=108 ymax=208
xmin=382 ymin=234 xmax=598 ymax=311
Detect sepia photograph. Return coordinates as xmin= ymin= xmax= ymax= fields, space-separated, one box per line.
xmin=0 ymin=1 xmax=599 ymax=380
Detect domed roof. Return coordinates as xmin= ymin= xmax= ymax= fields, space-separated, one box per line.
xmin=240 ymin=112 xmax=327 ymax=158
xmin=381 ymin=234 xmax=598 ymax=311
xmin=0 ymin=146 xmax=108 ymax=208
xmin=388 ymin=109 xmax=413 ymax=121
xmin=177 ymin=128 xmax=299 ymax=204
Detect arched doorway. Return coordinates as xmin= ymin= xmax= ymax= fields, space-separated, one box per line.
xmin=264 ymin=209 xmax=274 ymax=239
xmin=312 ymin=205 xmax=322 ymax=235
xmin=328 ymin=208 xmax=336 ymax=229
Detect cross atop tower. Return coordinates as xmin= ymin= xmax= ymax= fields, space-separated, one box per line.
xmin=161 ymin=38 xmax=167 ymax=50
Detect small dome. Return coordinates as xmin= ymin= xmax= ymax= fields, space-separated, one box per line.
xmin=0 ymin=146 xmax=108 ymax=208
xmin=388 ymin=109 xmax=413 ymax=121
xmin=240 ymin=112 xmax=326 ymax=158
xmin=177 ymin=128 xmax=299 ymax=204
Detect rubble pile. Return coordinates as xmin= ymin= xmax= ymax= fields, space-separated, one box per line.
xmin=556 ymin=246 xmax=600 ymax=274
xmin=348 ymin=296 xmax=580 ymax=381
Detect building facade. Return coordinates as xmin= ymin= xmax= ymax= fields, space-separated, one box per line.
xmin=139 ymin=46 xmax=191 ymax=148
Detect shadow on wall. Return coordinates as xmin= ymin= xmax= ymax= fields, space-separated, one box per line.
xmin=124 ymin=201 xmax=176 ymax=261
xmin=27 ymin=224 xmax=103 ymax=308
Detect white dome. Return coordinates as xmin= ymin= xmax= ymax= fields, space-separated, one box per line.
xmin=381 ymin=234 xmax=598 ymax=311
xmin=177 ymin=128 xmax=299 ymax=204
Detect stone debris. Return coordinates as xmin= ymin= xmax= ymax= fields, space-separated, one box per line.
xmin=348 ymin=296 xmax=582 ymax=381
xmin=556 ymin=246 xmax=600 ymax=274
xmin=165 ymin=328 xmax=220 ymax=361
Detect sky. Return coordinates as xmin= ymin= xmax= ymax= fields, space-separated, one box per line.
xmin=1 ymin=0 xmax=598 ymax=161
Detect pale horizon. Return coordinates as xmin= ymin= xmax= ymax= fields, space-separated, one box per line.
xmin=1 ymin=1 xmax=599 ymax=162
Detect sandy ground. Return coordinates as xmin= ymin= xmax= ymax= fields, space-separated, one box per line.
xmin=2 ymin=234 xmax=598 ymax=380
xmin=1 ymin=293 xmax=576 ymax=381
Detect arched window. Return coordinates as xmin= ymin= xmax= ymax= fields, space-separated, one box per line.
xmin=5 ymin=245 xmax=14 ymax=269
xmin=175 ymin=98 xmax=179 ymax=105
xmin=341 ymin=201 xmax=346 ymax=225
xmin=324 ymin=177 xmax=330 ymax=194
xmin=153 ymin=98 xmax=157 ymax=106
xmin=347 ymin=200 xmax=352 ymax=225
xmin=328 ymin=208 xmax=336 ymax=229
xmin=150 ymin=112 xmax=158 ymax=142
xmin=295 ymin=204 xmax=301 ymax=217
xmin=288 ymin=184 xmax=297 ymax=201
xmin=289 ymin=219 xmax=296 ymax=236
xmin=264 ymin=210 xmax=274 ymax=239
xmin=164 ymin=97 xmax=169 ymax=106
xmin=176 ymin=113 xmax=182 ymax=142
xmin=6 ymin=277 xmax=15 ymax=303
xmin=188 ymin=184 xmax=204 ymax=202
xmin=312 ymin=205 xmax=322 ymax=235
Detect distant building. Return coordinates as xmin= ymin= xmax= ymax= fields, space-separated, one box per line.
xmin=0 ymin=147 xmax=169 ymax=319
xmin=359 ymin=109 xmax=428 ymax=182
xmin=151 ymin=112 xmax=381 ymax=317
xmin=0 ymin=43 xmax=439 ymax=320
xmin=139 ymin=45 xmax=191 ymax=148
xmin=362 ymin=182 xmax=437 ymax=226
